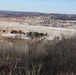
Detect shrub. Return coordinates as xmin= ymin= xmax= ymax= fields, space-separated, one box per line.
xmin=11 ymin=30 xmax=19 ymax=34
xmin=0 ymin=37 xmax=76 ymax=75
xmin=27 ymin=31 xmax=47 ymax=38
xmin=3 ymin=30 xmax=6 ymax=33
xmin=11 ymin=30 xmax=26 ymax=35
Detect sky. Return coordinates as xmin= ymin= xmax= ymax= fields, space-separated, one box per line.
xmin=0 ymin=0 xmax=76 ymax=14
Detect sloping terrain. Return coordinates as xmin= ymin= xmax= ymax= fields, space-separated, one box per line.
xmin=0 ymin=22 xmax=76 ymax=40
xmin=0 ymin=10 xmax=76 ymax=41
xmin=0 ymin=10 xmax=76 ymax=28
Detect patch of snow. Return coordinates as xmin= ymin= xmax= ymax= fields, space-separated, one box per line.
xmin=0 ymin=22 xmax=76 ymax=40
xmin=1 ymin=33 xmax=30 ymax=39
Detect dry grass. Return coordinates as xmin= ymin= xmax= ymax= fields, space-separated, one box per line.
xmin=0 ymin=37 xmax=75 ymax=75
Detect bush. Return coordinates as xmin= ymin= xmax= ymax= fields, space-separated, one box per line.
xmin=11 ymin=30 xmax=19 ymax=34
xmin=11 ymin=30 xmax=26 ymax=35
xmin=0 ymin=37 xmax=76 ymax=75
xmin=3 ymin=30 xmax=6 ymax=33
xmin=27 ymin=31 xmax=47 ymax=38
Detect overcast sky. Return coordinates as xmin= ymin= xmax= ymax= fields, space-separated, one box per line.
xmin=0 ymin=0 xmax=76 ymax=14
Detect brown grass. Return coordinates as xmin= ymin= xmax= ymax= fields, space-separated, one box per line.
xmin=0 ymin=37 xmax=75 ymax=75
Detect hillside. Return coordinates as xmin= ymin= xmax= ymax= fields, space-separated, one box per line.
xmin=0 ymin=10 xmax=76 ymax=75
xmin=0 ymin=10 xmax=76 ymax=41
xmin=0 ymin=22 xmax=76 ymax=41
xmin=0 ymin=10 xmax=76 ymax=28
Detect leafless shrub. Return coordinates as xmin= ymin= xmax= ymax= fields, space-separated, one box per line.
xmin=0 ymin=37 xmax=76 ymax=75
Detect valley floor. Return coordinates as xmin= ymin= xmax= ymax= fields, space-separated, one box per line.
xmin=0 ymin=22 xmax=76 ymax=40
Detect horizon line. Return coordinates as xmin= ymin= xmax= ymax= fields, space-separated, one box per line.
xmin=0 ymin=9 xmax=76 ymax=15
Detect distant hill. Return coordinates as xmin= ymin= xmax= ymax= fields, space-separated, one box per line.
xmin=0 ymin=10 xmax=76 ymax=20
xmin=0 ymin=10 xmax=46 ymax=17
xmin=48 ymin=14 xmax=76 ymax=20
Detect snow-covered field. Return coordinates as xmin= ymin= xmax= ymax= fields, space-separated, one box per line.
xmin=1 ymin=34 xmax=30 ymax=39
xmin=0 ymin=22 xmax=76 ymax=40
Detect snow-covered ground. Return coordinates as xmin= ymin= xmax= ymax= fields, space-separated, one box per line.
xmin=0 ymin=22 xmax=76 ymax=40
xmin=1 ymin=33 xmax=30 ymax=39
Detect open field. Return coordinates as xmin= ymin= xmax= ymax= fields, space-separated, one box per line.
xmin=0 ymin=22 xmax=76 ymax=40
